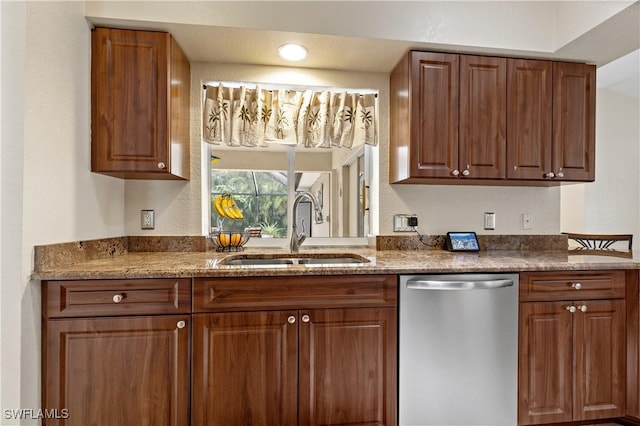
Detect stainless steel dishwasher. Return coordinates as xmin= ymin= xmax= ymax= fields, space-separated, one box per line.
xmin=399 ymin=273 xmax=518 ymax=426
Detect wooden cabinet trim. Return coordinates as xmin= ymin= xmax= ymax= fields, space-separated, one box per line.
xmin=43 ymin=279 xmax=192 ymax=318
xmin=627 ymin=269 xmax=640 ymax=418
xmin=193 ymin=275 xmax=397 ymax=312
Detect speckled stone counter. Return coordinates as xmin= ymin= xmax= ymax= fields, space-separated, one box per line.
xmin=32 ymin=245 xmax=640 ymax=281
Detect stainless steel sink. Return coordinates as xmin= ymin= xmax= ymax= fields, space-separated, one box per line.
xmin=297 ymin=257 xmax=367 ymax=265
xmin=221 ymin=258 xmax=295 ymax=266
xmin=218 ymin=253 xmax=369 ymax=267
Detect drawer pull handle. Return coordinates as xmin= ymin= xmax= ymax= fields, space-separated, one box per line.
xmin=288 ymin=316 xmax=296 ymax=324
xmin=577 ymin=305 xmax=588 ymax=313
xmin=302 ymin=314 xmax=310 ymax=323
xmin=157 ymin=162 xmax=166 ymax=169
xmin=177 ymin=320 xmax=186 ymax=329
xmin=112 ymin=294 xmax=124 ymax=303
xmin=566 ymin=305 xmax=577 ymax=313
xmin=571 ymin=282 xmax=582 ymax=290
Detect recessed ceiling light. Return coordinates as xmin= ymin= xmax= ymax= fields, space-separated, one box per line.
xmin=278 ymin=43 xmax=308 ymax=61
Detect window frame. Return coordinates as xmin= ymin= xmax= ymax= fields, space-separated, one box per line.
xmin=206 ymin=144 xmax=374 ymax=247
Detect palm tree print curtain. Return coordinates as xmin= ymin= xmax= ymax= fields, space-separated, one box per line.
xmin=203 ymin=83 xmax=377 ymax=149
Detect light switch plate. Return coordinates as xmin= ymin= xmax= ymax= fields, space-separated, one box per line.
xmin=484 ymin=212 xmax=496 ymax=230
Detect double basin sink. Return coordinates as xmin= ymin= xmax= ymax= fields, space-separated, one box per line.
xmin=218 ymin=253 xmax=370 ymax=267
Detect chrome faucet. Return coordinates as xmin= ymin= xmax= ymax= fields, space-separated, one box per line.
xmin=289 ymin=191 xmax=324 ymax=253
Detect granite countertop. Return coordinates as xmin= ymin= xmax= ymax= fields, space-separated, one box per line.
xmin=32 ymin=245 xmax=640 ymax=281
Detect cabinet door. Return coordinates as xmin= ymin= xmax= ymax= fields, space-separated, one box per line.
xmin=573 ymin=299 xmax=626 ymax=421
xmin=91 ymin=28 xmax=189 ymax=180
xmin=409 ymin=51 xmax=459 ymax=178
xmin=459 ymin=55 xmax=507 ymax=179
xmin=92 ymin=28 xmax=168 ymax=175
xmin=299 ymin=307 xmax=397 ymax=426
xmin=518 ymin=302 xmax=573 ymax=425
xmin=43 ymin=316 xmax=189 ymax=426
xmin=552 ymin=62 xmax=596 ymax=181
xmin=192 ymin=311 xmax=298 ymax=426
xmin=507 ymin=59 xmax=552 ymax=180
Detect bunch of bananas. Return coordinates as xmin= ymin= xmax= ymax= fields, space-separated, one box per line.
xmin=213 ymin=194 xmax=244 ymax=220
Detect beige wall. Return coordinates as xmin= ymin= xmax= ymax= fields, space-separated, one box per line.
xmin=2 ymin=1 xmax=125 ymax=423
xmin=561 ymin=88 xmax=640 ymax=249
xmin=124 ymin=60 xmax=564 ymax=237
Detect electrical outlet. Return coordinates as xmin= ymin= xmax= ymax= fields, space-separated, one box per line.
xmin=141 ymin=210 xmax=155 ymax=230
xmin=523 ymin=213 xmax=532 ymax=230
xmin=484 ymin=212 xmax=496 ymax=230
xmin=393 ymin=214 xmax=417 ymax=232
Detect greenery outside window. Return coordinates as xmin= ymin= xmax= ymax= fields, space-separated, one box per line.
xmin=211 ymin=170 xmax=288 ymax=238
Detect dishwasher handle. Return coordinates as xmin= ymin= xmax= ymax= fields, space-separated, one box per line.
xmin=406 ymin=278 xmax=515 ymax=291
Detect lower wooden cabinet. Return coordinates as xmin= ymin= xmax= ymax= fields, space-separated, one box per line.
xmin=519 ymin=299 xmax=626 ymax=424
xmin=43 ymin=315 xmax=190 ymax=426
xmin=192 ymin=307 xmax=397 ymax=426
xmin=628 ymin=269 xmax=640 ymax=420
xmin=42 ymin=278 xmax=192 ymax=426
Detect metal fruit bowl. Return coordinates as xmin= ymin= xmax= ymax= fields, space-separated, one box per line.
xmin=210 ymin=229 xmax=251 ymax=252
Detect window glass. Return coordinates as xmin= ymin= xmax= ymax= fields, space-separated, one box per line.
xmin=211 ymin=170 xmax=288 ymax=238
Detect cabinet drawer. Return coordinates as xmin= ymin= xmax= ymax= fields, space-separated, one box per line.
xmin=43 ymin=279 xmax=191 ymax=318
xmin=519 ymin=271 xmax=625 ymax=302
xmin=193 ymin=275 xmax=397 ymax=312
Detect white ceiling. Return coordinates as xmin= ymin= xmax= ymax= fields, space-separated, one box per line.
xmin=86 ymin=1 xmax=640 ymax=97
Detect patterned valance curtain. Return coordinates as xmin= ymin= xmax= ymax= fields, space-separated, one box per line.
xmin=202 ymin=83 xmax=377 ymax=149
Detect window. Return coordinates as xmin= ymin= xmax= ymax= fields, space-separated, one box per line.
xmin=204 ymin=81 xmax=378 ymax=244
xmin=211 ymin=170 xmax=288 ymax=238
xmin=208 ymin=145 xmax=373 ymax=243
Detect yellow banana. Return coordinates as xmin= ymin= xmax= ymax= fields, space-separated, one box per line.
xmin=227 ymin=195 xmax=244 ymax=220
xmin=213 ymin=195 xmax=227 ymax=218
xmin=222 ymin=195 xmax=240 ymax=219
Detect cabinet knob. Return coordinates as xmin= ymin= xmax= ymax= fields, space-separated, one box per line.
xmin=556 ymin=172 xmax=564 ymax=178
xmin=301 ymin=314 xmax=310 ymax=323
xmin=177 ymin=320 xmax=186 ymax=329
xmin=577 ymin=305 xmax=588 ymax=313
xmin=288 ymin=315 xmax=296 ymax=324
xmin=112 ymin=294 xmax=124 ymax=303
xmin=545 ymin=172 xmax=555 ymax=178
xmin=462 ymin=169 xmax=470 ymax=176
xmin=571 ymin=282 xmax=582 ymax=290
xmin=566 ymin=305 xmax=577 ymax=313
xmin=451 ymin=169 xmax=460 ymax=177
xmin=157 ymin=162 xmax=166 ymax=169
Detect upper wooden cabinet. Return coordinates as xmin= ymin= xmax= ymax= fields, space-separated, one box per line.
xmin=459 ymin=55 xmax=507 ymax=179
xmin=506 ymin=59 xmax=553 ymax=180
xmin=552 ymin=62 xmax=596 ymax=181
xmin=390 ymin=52 xmax=459 ymax=180
xmin=91 ymin=27 xmax=190 ymax=180
xmin=389 ymin=50 xmax=596 ymax=184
